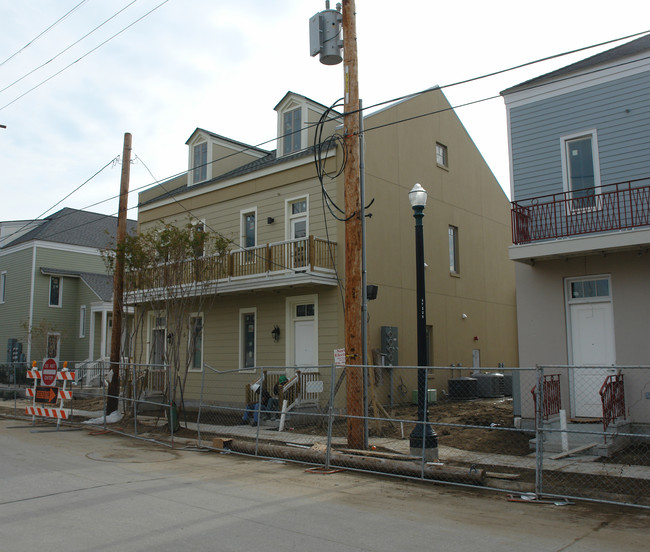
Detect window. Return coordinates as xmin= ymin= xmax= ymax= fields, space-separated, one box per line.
xmin=49 ymin=276 xmax=61 ymax=307
xmin=79 ymin=305 xmax=86 ymax=338
xmin=436 ymin=142 xmax=448 ymax=168
xmin=240 ymin=309 xmax=256 ymax=371
xmin=287 ymin=197 xmax=308 ymax=267
xmin=242 ymin=210 xmax=256 ymax=249
xmin=448 ymin=226 xmax=459 ymax=275
xmin=47 ymin=333 xmax=60 ymax=359
xmin=569 ymin=278 xmax=610 ymax=300
xmin=0 ymin=271 xmax=6 ymax=303
xmin=283 ymin=108 xmax=302 ymax=155
xmin=189 ymin=314 xmax=204 ymax=372
xmin=192 ymin=141 xmax=208 ymax=184
xmin=561 ymin=130 xmax=601 ymax=210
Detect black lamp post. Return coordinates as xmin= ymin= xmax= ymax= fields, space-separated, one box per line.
xmin=408 ymin=183 xmax=438 ymax=460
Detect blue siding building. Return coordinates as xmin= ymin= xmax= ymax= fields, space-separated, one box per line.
xmin=502 ymin=34 xmax=650 ymax=436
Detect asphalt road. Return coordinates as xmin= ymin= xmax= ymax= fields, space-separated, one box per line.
xmin=0 ymin=417 xmax=648 ymax=552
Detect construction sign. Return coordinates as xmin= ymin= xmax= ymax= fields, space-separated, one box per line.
xmin=26 ymin=360 xmax=74 ymax=422
xmin=35 ymin=386 xmax=59 ymax=404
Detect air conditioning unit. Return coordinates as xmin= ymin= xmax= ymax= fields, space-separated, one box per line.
xmin=447 ymin=377 xmax=478 ymax=400
xmin=473 ymin=372 xmax=505 ymax=398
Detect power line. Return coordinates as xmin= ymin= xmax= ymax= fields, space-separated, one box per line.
xmin=0 ymin=0 xmax=141 ymax=95
xmin=0 ymin=157 xmax=118 ymax=245
xmin=0 ymin=0 xmax=171 ymax=112
xmin=0 ymin=0 xmax=90 ymax=68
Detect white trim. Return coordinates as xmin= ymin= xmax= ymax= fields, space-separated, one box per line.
xmin=188 ymin=312 xmax=204 ymax=372
xmin=509 ymin=226 xmax=650 ymax=262
xmin=285 ymin=294 xmax=318 ymax=367
xmin=139 ymin=149 xmax=333 ymax=213
xmin=0 ymin=239 xmax=104 ymax=257
xmin=503 ymin=53 xmax=650 ymax=109
xmin=27 ymin=244 xmax=36 ymax=362
xmin=239 ymin=307 xmax=257 ymax=372
xmin=560 ymin=129 xmax=602 ymax=205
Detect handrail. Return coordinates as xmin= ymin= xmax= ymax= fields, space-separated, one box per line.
xmin=531 ymin=374 xmax=562 ymax=422
xmin=511 ymin=178 xmax=650 ymax=244
xmin=600 ymin=373 xmax=625 ymax=433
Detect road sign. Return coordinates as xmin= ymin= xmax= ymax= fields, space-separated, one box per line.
xmin=35 ymin=386 xmax=59 ymax=404
xmin=41 ymin=358 xmax=58 ymax=387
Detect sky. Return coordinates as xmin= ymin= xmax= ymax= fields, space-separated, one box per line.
xmin=0 ymin=0 xmax=648 ymax=223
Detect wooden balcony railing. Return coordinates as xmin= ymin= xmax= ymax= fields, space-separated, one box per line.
xmin=511 ymin=178 xmax=650 ymax=245
xmin=125 ymin=236 xmax=336 ymax=292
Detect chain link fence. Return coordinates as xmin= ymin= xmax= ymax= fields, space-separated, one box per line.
xmin=1 ymin=361 xmax=648 ymax=508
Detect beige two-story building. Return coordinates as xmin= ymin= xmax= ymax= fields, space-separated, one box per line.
xmin=132 ymin=89 xmax=518 ymax=407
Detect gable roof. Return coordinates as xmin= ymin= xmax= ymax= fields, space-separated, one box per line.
xmin=501 ymin=33 xmax=650 ymax=96
xmin=2 ymin=208 xmax=137 ymax=250
xmin=40 ymin=267 xmax=114 ymax=301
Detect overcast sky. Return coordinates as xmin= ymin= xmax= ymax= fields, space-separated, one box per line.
xmin=0 ymin=0 xmax=647 ymax=223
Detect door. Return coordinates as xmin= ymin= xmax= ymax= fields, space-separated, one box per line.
xmin=569 ymin=301 xmax=615 ymax=418
xmin=294 ymin=319 xmax=315 ymax=367
xmin=151 ymin=329 xmax=166 ymax=367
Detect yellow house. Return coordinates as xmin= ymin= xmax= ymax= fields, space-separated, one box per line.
xmin=132 ymin=89 xmax=518 ymax=407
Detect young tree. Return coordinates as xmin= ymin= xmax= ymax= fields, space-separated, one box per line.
xmin=103 ymin=219 xmax=230 ymax=417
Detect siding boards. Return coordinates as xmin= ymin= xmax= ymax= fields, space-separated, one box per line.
xmin=510 ymin=70 xmax=650 ymax=201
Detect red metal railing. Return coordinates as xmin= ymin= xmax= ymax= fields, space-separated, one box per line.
xmin=511 ymin=178 xmax=650 ymax=244
xmin=531 ymin=374 xmax=562 ymax=422
xmin=599 ymin=373 xmax=625 ymax=433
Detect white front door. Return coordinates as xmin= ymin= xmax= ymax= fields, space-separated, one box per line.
xmin=567 ymin=277 xmax=615 ymax=418
xmin=287 ymin=296 xmax=317 ymax=372
xmin=294 ymin=319 xmax=315 ymax=367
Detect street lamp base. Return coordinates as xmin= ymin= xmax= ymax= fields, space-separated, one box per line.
xmin=409 ymin=432 xmax=439 ymax=461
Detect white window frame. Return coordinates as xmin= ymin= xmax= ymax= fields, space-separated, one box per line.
xmin=436 ymin=142 xmax=449 ymax=169
xmin=448 ymin=225 xmax=459 ymax=275
xmin=49 ymin=276 xmax=62 ymax=307
xmin=240 ymin=207 xmax=257 ymax=249
xmin=188 ymin=312 xmax=204 ymax=372
xmin=239 ymin=307 xmax=257 ymax=372
xmin=285 ymin=196 xmax=309 ymax=240
xmin=560 ymin=129 xmax=602 ymax=211
xmin=79 ymin=305 xmax=86 ymax=338
xmin=0 ymin=271 xmax=6 ymax=304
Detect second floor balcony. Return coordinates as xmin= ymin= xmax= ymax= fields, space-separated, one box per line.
xmin=511 ymin=178 xmax=650 ymax=248
xmin=125 ymin=236 xmax=337 ymax=302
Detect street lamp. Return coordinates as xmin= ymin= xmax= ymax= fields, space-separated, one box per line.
xmin=408 ymin=183 xmax=438 ymax=460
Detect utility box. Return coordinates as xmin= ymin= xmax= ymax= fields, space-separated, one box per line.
xmin=380 ymin=326 xmax=398 ymax=366
xmin=309 ymin=6 xmax=343 ymax=65
xmin=412 ymin=389 xmax=437 ymax=405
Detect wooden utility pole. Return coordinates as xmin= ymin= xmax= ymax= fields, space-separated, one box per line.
xmin=107 ymin=132 xmax=132 ymax=414
xmin=342 ymin=0 xmax=364 ymax=449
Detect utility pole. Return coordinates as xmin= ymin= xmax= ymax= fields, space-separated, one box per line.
xmin=107 ymin=132 xmax=132 ymax=414
xmin=341 ymin=0 xmax=364 ymax=449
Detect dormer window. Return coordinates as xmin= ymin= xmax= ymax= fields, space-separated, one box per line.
xmin=192 ymin=142 xmax=208 ymax=184
xmin=283 ymin=108 xmax=302 ymax=155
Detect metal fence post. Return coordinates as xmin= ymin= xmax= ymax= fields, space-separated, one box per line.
xmin=102 ymin=361 xmax=108 ymax=429
xmin=197 ymin=362 xmax=207 ymax=447
xmin=535 ymin=364 xmax=544 ymax=496
xmin=169 ymin=363 xmax=174 ymax=448
xmin=254 ymin=368 xmax=264 ymax=456
xmin=325 ymin=363 xmax=337 ymax=469
xmin=132 ymin=364 xmax=138 ymax=436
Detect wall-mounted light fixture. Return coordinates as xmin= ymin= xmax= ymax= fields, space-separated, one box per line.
xmin=461 ymin=313 xmax=468 ymax=320
xmin=267 ymin=217 xmax=275 ymax=224
xmin=272 ymin=325 xmax=281 ymax=342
